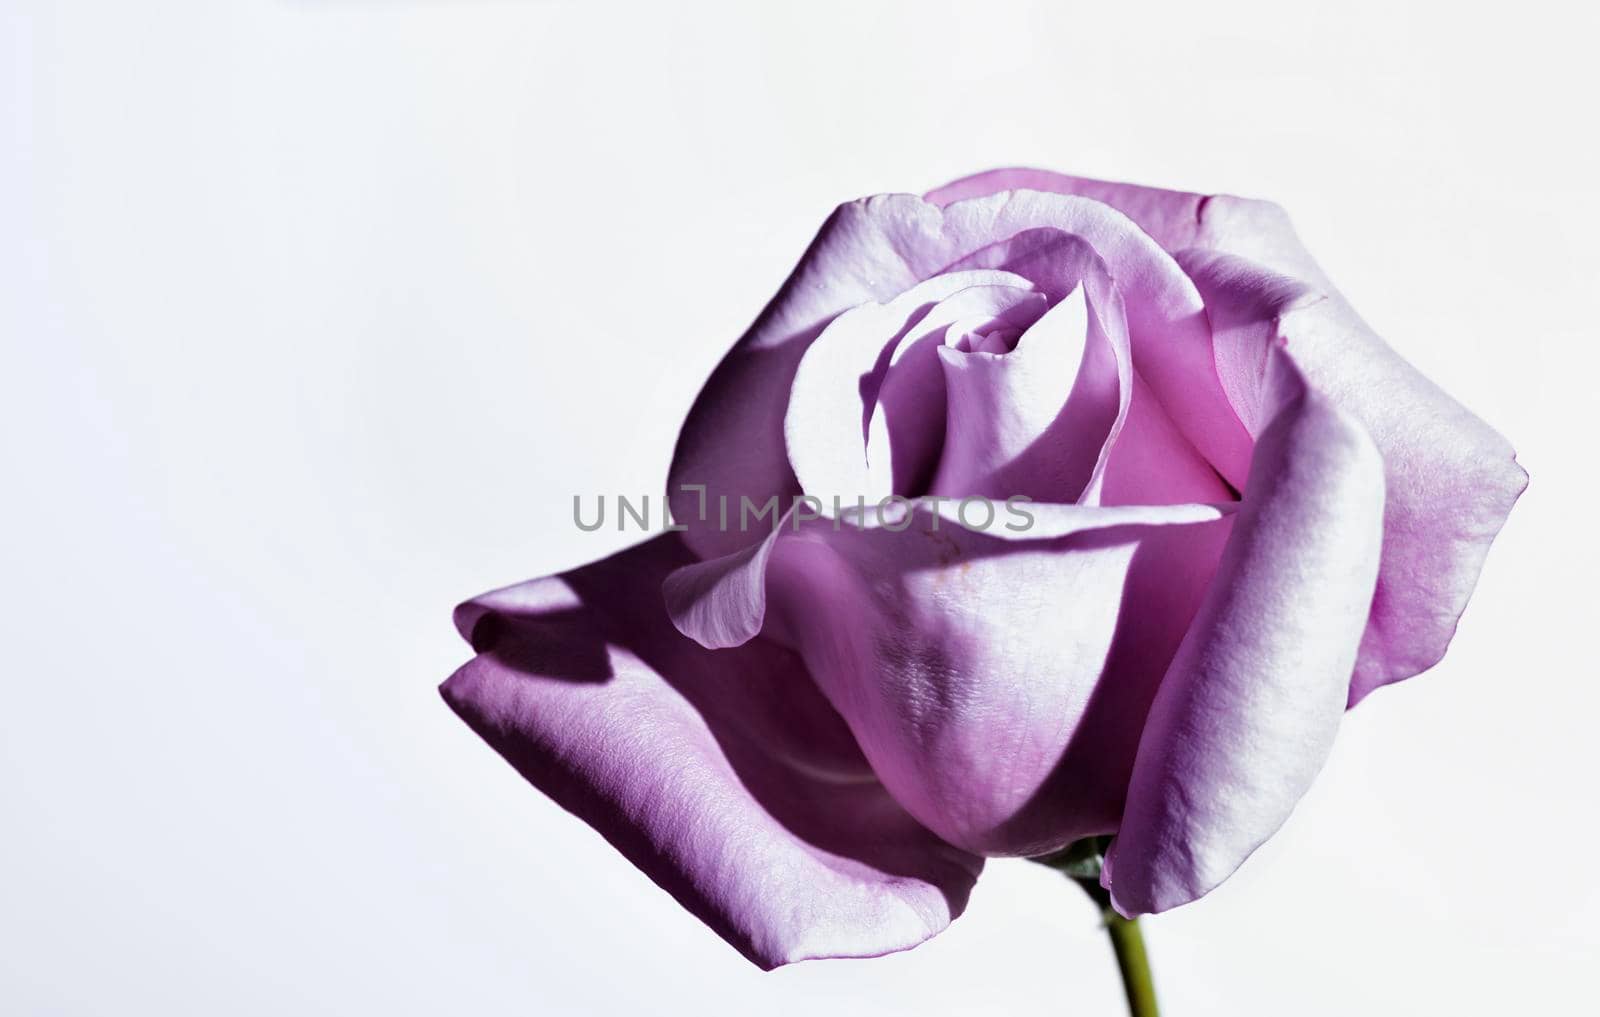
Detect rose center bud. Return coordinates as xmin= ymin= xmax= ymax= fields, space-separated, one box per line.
xmin=926 ymin=284 xmax=1105 ymax=503
xmin=950 ymin=326 xmax=1023 ymax=355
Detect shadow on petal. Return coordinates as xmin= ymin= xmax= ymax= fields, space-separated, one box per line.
xmin=443 ymin=534 xmax=981 ymax=967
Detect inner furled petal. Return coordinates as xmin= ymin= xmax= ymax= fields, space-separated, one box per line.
xmin=1056 ymin=266 xmax=1238 ymax=509
xmin=784 ymin=270 xmax=1039 ymax=514
xmin=940 ymin=226 xmax=1101 ymax=301
xmin=958 ymin=327 xmax=1022 ymax=355
xmin=672 ymin=190 xmax=1248 ymax=560
xmin=937 ymin=194 xmax=1254 ymax=488
xmin=1097 ymin=370 xmax=1239 ymax=506
xmin=858 ymin=284 xmax=1049 ymax=501
xmin=927 ymin=285 xmax=1120 ymax=502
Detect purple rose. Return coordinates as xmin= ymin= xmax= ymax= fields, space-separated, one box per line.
xmin=442 ymin=169 xmax=1524 ymax=968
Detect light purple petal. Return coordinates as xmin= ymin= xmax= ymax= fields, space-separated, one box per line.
xmin=937 ymin=193 xmax=1253 ymax=488
xmin=929 ymin=168 xmax=1527 ymax=701
xmin=666 ymin=502 xmax=1234 ymax=857
xmin=669 ymin=197 xmax=953 ymax=559
xmin=926 ymin=168 xmax=1212 ymax=252
xmin=927 ymin=285 xmax=1110 ymax=502
xmin=1171 ymin=249 xmax=1320 ymax=438
xmin=784 ymin=272 xmax=1043 ymax=509
xmin=1275 ymin=289 xmax=1526 ymax=703
xmin=442 ymin=535 xmax=981 ymax=968
xmin=668 ymin=189 xmax=1251 ymax=554
xmin=1104 ymin=352 xmax=1385 ymax=915
xmin=1175 ymin=243 xmax=1526 ymax=702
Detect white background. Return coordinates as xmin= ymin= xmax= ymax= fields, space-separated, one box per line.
xmin=4 ymin=1 xmax=1596 ymax=1014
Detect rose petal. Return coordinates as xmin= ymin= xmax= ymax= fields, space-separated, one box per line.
xmin=864 ymin=273 xmax=1057 ymax=499
xmin=1171 ymin=249 xmax=1320 ymax=438
xmin=784 ymin=271 xmax=1043 ymax=510
xmin=927 ymin=285 xmax=1104 ymax=501
xmin=938 ymin=193 xmax=1253 ymax=488
xmin=1104 ymin=351 xmax=1385 ymax=915
xmin=1174 ymin=245 xmax=1527 ymax=702
xmin=926 ymin=168 xmax=1216 ymax=252
xmin=443 ymin=535 xmax=981 ymax=968
xmin=665 ymin=502 xmax=1234 ymax=856
xmin=670 ymin=197 xmax=955 ymax=559
xmin=669 ymin=190 xmax=1248 ymax=554
xmin=930 ymin=169 xmax=1528 ymax=701
xmin=1275 ymin=289 xmax=1526 ymax=704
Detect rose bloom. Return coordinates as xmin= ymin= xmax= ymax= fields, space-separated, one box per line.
xmin=442 ymin=169 xmax=1524 ymax=968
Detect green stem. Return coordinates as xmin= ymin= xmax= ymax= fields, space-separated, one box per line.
xmin=1033 ymin=838 xmax=1160 ymax=1017
xmin=1103 ymin=911 xmax=1159 ymax=1017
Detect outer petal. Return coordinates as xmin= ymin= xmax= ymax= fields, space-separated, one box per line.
xmin=1104 ymin=352 xmax=1385 ymax=915
xmin=669 ymin=197 xmax=951 ymax=559
xmin=930 ymin=168 xmax=1527 ymax=701
xmin=1277 ymin=290 xmax=1525 ymax=704
xmin=442 ymin=535 xmax=981 ymax=968
xmin=927 ymin=168 xmax=1211 ymax=252
xmin=666 ymin=502 xmax=1235 ymax=857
